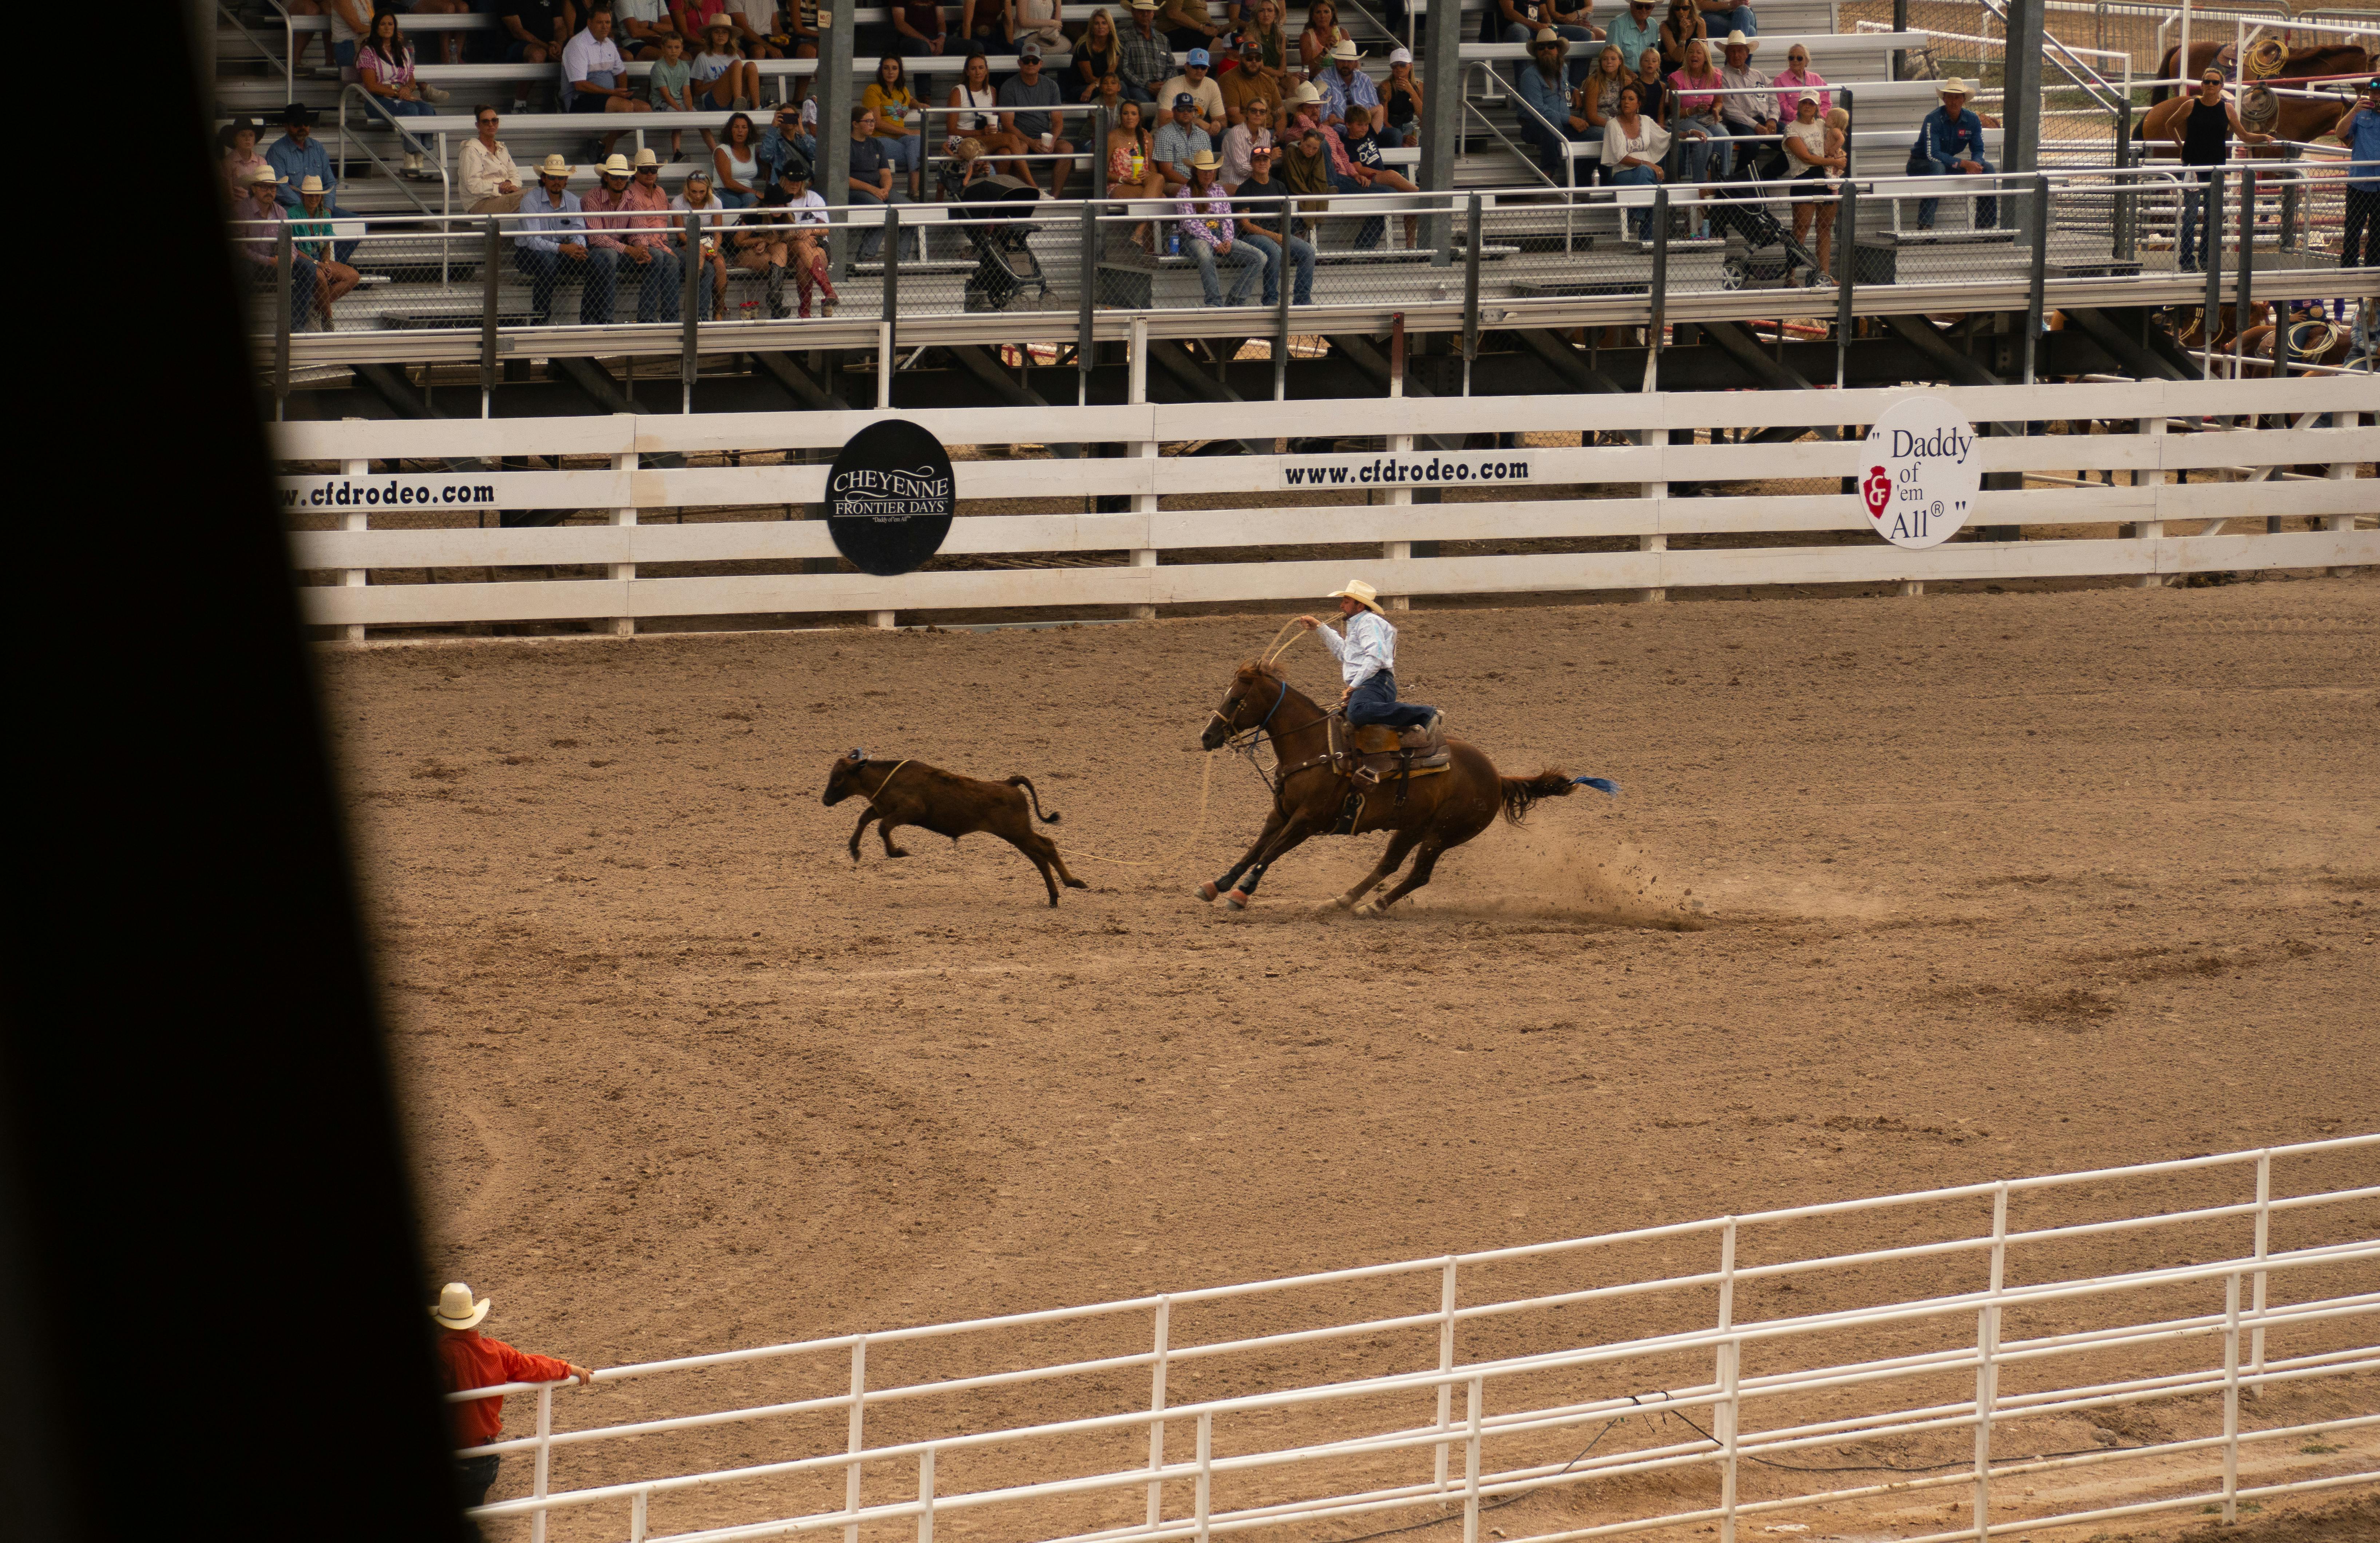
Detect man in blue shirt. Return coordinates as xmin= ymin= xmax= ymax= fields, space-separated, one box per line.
xmin=1904 ymin=78 xmax=1994 ymax=231
xmin=2341 ymin=78 xmax=2379 ymax=270
xmin=1515 ymin=31 xmax=1584 ymax=183
xmin=265 ymin=104 xmax=360 ymax=261
xmin=514 ymin=154 xmax=619 ymax=324
xmin=1604 ymin=0 xmax=1659 ymax=88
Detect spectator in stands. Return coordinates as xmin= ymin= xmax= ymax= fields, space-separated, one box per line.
xmin=357 ymin=12 xmax=436 ymax=178
xmin=591 ymin=148 xmax=685 ymax=320
xmin=1153 ymin=91 xmax=1213 ymax=194
xmin=892 ymin=0 xmax=948 ymax=59
xmin=1163 ymin=49 xmax=1229 ymax=136
xmin=1600 ymin=82 xmax=1668 ymax=237
xmin=1279 ymin=124 xmax=1331 ymax=239
xmin=724 ymin=0 xmax=789 ymax=58
xmin=234 ymin=168 xmax=316 ymax=332
xmin=1341 ymin=117 xmax=1420 ymax=245
xmin=1715 ymin=31 xmax=1774 ymax=175
xmin=948 ymin=51 xmax=1025 ymax=171
xmin=1175 ymin=148 xmax=1260 ymax=304
xmin=221 ymin=118 xmax=268 ymax=199
xmin=463 ymin=105 xmax=527 ymax=213
xmin=673 ymin=167 xmax=733 ymax=317
xmin=432 ymin=1284 xmax=594 ymax=1528
xmin=729 ymin=179 xmax=795 ymax=317
xmin=646 ymin=32 xmax=698 ymax=160
xmin=1906 ymin=78 xmax=1993 ymax=233
xmin=499 ymin=0 xmax=572 ymax=110
xmin=516 ymin=154 xmax=618 ymax=323
xmin=1298 ymin=0 xmax=1348 ymax=74
xmin=291 ymin=175 xmax=363 ymax=327
xmin=1120 ymin=0 xmax=1176 ymax=108
xmin=1108 ymin=99 xmax=1167 ymax=249
xmin=960 ymin=0 xmax=1004 ymax=57
xmin=1094 ymin=70 xmax=1128 ymax=123
xmin=848 ymin=104 xmax=916 ymax=258
xmin=1381 ymin=49 xmax=1421 ymax=147
xmin=998 ymin=45 xmax=1076 ymax=195
xmin=321 ymin=0 xmax=372 ymax=71
xmin=563 ymin=5 xmax=656 ymax=164
xmin=1601 ymin=0 xmax=1659 ymax=86
xmin=1243 ymin=0 xmax=1289 ymax=79
xmin=1319 ymin=41 xmax=1391 ymax=146
xmin=1012 ymin=0 xmax=1068 ymax=55
xmin=865 ymin=55 xmax=924 ymax=188
xmin=788 ymin=0 xmax=821 ymax=57
xmin=2341 ymin=80 xmax=2379 ymax=271
xmin=1219 ymin=94 xmax=1273 ymax=191
xmin=1694 ymin=0 xmax=1755 ymax=42
xmin=1770 ymin=41 xmax=1826 ymax=121
xmin=716 ymin=111 xmax=764 ymax=205
xmin=1516 ymin=31 xmax=1583 ymax=182
xmin=760 ymin=90 xmax=819 ymax=180
xmin=1500 ymin=0 xmax=1597 ymax=88
xmin=1223 ymin=34 xmax=1283 ymax=127
xmin=267 ymin=106 xmax=361 ymax=263
xmin=614 ymin=0 xmax=682 ymax=56
xmin=693 ymin=14 xmax=762 ymax=111
xmin=1575 ymin=45 xmax=1627 ymax=182
xmin=1232 ymin=143 xmax=1311 ymax=302
xmin=2170 ymin=68 xmax=2267 ymax=270
xmin=1077 ymin=9 xmax=1126 ymax=100
xmin=1631 ymin=46 xmax=1669 ymax=126
xmin=759 ymin=158 xmax=837 ymax=315
xmin=1783 ymin=92 xmax=1840 ymax=282
xmin=1160 ymin=0 xmax=1223 ymax=54
xmin=1669 ymin=38 xmax=1724 ymax=193
xmin=1656 ymin=0 xmax=1703 ymax=72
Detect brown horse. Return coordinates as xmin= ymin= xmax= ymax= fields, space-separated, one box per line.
xmin=1192 ymin=661 xmax=1615 ymax=916
xmin=2150 ymin=41 xmax=2370 ymax=104
xmin=2140 ymin=87 xmax=2349 ymax=159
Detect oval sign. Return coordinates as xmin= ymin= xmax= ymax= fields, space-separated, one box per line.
xmin=823 ymin=419 xmax=956 ymax=576
xmin=1860 ymin=396 xmax=1982 ymax=550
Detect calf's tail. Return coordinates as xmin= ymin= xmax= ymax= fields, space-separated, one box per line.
xmin=1007 ymin=776 xmax=1062 ymax=824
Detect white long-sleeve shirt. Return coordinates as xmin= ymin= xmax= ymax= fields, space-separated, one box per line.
xmin=1316 ymin=609 xmax=1396 ymax=688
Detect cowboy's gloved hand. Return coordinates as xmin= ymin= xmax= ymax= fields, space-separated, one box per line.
xmin=1295 ymin=614 xmax=1321 ymax=629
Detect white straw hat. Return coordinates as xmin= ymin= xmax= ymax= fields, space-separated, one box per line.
xmin=1331 ymin=39 xmax=1361 ymax=62
xmin=1724 ymin=28 xmax=1751 ymax=48
xmin=1188 ymin=147 xmax=1221 ymax=171
xmin=633 ymin=146 xmax=661 ymax=168
xmin=1937 ymin=77 xmax=1969 ymax=97
xmin=248 ymin=165 xmax=283 ymax=185
xmin=601 ymin=153 xmax=632 ymax=176
xmin=1532 ymin=28 xmax=1568 ymax=53
xmin=431 ymin=1283 xmax=491 ymax=1330
xmin=298 ymin=174 xmax=327 ymax=194
xmin=1329 ymin=579 xmax=1386 ymax=615
xmin=1291 ymin=79 xmax=1323 ymax=103
xmin=537 ymin=153 xmax=573 ymax=176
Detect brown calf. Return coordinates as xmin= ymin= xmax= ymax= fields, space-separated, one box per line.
xmin=820 ymin=750 xmax=1089 ymax=907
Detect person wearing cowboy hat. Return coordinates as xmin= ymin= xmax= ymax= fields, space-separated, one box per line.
xmin=1174 ymin=147 xmax=1262 ymax=305
xmin=1905 ymin=77 xmax=1997 ymax=233
xmin=232 ymin=166 xmax=320 ymax=334
xmin=264 ymin=104 xmax=360 ymax=262
xmin=291 ymin=174 xmax=364 ymax=327
xmin=693 ymin=13 xmax=763 ymax=114
xmin=602 ymin=147 xmax=685 ymax=320
xmin=1714 ymin=28 xmax=1774 ymax=166
xmin=1517 ymin=29 xmax=1581 ymax=176
xmin=1118 ymin=0 xmax=1176 ymax=108
xmin=1318 ymin=38 xmax=1393 ymax=146
xmin=431 ymin=1283 xmax=594 ymax=1528
xmin=515 ymin=153 xmax=622 ymax=324
xmin=1296 ymin=582 xmax=1440 ymax=735
xmin=1497 ymin=0 xmax=1597 ymax=88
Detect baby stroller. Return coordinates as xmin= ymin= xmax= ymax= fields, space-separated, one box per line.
xmin=1706 ymin=142 xmax=1817 ymax=290
xmin=937 ymin=163 xmax=1050 ymax=312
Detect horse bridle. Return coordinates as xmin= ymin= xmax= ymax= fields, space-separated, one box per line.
xmin=1208 ymin=673 xmax=1291 ymax=749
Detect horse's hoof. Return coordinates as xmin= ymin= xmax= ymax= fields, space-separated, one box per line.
xmin=1223 ymin=888 xmax=1252 ymax=911
xmin=1312 ymin=896 xmax=1351 ymax=914
xmin=1196 ymin=881 xmax=1220 ymax=903
xmin=1353 ymin=899 xmax=1386 ymax=919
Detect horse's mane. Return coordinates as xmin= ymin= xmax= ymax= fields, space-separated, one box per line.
xmin=1233 ymin=658 xmax=1288 ymax=684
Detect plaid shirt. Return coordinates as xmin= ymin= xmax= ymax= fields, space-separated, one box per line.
xmin=1120 ymin=23 xmax=1174 ymax=91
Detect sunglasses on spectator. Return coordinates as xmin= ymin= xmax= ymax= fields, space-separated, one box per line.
xmin=478 ymin=115 xmax=499 ymax=125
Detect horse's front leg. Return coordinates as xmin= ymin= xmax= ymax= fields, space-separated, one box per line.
xmin=1223 ymin=815 xmax=1319 ymax=912
xmin=1200 ymin=808 xmax=1286 ymax=902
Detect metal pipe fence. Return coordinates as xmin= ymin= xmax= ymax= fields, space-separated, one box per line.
xmin=435 ymin=1137 xmax=2380 ymax=1543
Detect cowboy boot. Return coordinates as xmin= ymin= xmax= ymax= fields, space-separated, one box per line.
xmin=765 ymin=261 xmax=788 ymax=320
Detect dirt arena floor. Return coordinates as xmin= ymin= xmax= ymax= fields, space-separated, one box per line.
xmin=325 ymin=572 xmax=2380 ymax=1543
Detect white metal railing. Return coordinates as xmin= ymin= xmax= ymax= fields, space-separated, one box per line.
xmin=438 ymin=1137 xmax=2380 ymax=1543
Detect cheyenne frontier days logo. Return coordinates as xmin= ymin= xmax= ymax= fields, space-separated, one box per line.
xmin=1860 ymin=396 xmax=1982 ymax=551
xmin=824 ymin=419 xmax=958 ymax=576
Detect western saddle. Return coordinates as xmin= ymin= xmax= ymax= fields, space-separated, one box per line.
xmin=1329 ymin=716 xmax=1452 ymax=784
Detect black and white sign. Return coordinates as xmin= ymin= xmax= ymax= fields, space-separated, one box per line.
xmin=824 ymin=420 xmax=956 ymax=576
xmin=1860 ymin=396 xmax=1981 ymax=550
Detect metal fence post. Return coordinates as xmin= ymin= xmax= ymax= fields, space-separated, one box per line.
xmin=1146 ymin=1297 xmax=1171 ymax=1527
xmin=1973 ymin=1181 xmax=2008 ymax=1543
xmin=1461 ymin=194 xmax=1482 ymax=396
xmin=1275 ymin=193 xmax=1292 ymax=403
xmin=846 ymin=1336 xmax=868 ymax=1543
xmin=274 ymin=220 xmax=293 ymax=421
xmin=2024 ymin=176 xmax=2049 ymax=385
xmin=1462 ymin=1376 xmax=1486 ymax=1543
xmin=1079 ymin=198 xmax=1097 ymax=406
xmin=2222 ymin=1270 xmax=2242 ymax=1523
xmin=481 ymin=215 xmax=501 ymax=418
xmin=2202 ymin=168 xmax=2225 ymax=377
xmin=2251 ymin=1151 xmax=2271 ymax=1398
xmin=1835 ymin=179 xmax=1857 ymax=388
xmin=1194 ymin=1410 xmax=1213 ymax=1543
xmin=681 ymin=211 xmax=700 ymax=413
xmin=2234 ymin=164 xmax=2255 ymax=381
xmin=1433 ymin=1257 xmax=1458 ymax=1489
xmin=1647 ymin=189 xmax=1669 ymax=392
xmin=531 ymin=1383 xmax=554 ymax=1543
xmin=884 ymin=205 xmax=901 ymax=391
xmin=1715 ymin=1219 xmax=1738 ymax=1543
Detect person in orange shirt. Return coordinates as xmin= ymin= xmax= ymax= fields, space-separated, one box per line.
xmin=432 ymin=1282 xmax=595 ymax=1529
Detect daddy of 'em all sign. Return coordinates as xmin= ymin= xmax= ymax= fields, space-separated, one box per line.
xmin=824 ymin=419 xmax=957 ymax=576
xmin=1860 ymin=396 xmax=1982 ymax=550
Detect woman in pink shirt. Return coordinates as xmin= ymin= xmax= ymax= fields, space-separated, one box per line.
xmin=1771 ymin=42 xmax=1829 ymax=123
xmin=1668 ymin=37 xmax=1724 ymax=191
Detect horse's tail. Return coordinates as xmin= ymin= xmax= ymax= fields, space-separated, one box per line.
xmin=1007 ymin=776 xmax=1062 ymax=824
xmin=1499 ymin=770 xmax=1578 ymax=826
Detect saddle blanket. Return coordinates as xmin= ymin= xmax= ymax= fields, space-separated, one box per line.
xmin=1330 ymin=717 xmax=1452 ymax=783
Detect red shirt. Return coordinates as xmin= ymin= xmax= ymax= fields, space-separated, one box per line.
xmin=438 ymin=1330 xmax=573 ymax=1447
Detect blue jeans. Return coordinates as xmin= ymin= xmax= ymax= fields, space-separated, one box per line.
xmin=1700 ymin=4 xmax=1756 ymax=36
xmin=1522 ymin=118 xmax=1588 ymax=184
xmin=718 ymin=189 xmax=755 ymax=209
xmin=622 ymin=246 xmax=682 ymax=321
xmin=2177 ymin=168 xmax=2216 ymax=271
xmin=874 ymin=134 xmax=922 ymax=174
xmin=1187 ymin=236 xmax=1262 ymax=304
xmin=1906 ymin=151 xmax=1996 ymax=230
xmin=1346 ymin=670 xmax=1434 ymax=730
xmin=516 ymin=244 xmax=619 ymax=322
xmin=1608 ymin=163 xmax=1659 ymax=237
xmin=365 ymin=93 xmax=437 ymax=153
xmin=850 ymin=185 xmax=917 ymax=259
xmin=1120 ymin=79 xmax=1155 ymax=105
xmin=1676 ymin=114 xmax=1721 ymax=185
xmin=1321 ymin=168 xmax=1388 ymax=248
xmin=1376 ymin=122 xmax=1409 ymax=149
xmin=1504 ymin=21 xmax=1595 ymax=86
xmin=1237 ymin=229 xmax=1313 ymax=304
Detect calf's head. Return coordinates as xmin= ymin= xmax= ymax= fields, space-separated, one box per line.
xmin=821 ymin=748 xmax=868 ymax=806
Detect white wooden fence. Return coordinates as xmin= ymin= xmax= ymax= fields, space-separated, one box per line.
xmin=453 ymin=1137 xmax=2380 ymax=1543
xmin=276 ymin=378 xmax=2376 ymax=637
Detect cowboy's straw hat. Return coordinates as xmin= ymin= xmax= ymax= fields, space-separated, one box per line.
xmin=1532 ymin=27 xmax=1568 ymax=53
xmin=1330 ymin=579 xmax=1387 ymax=615
xmin=1291 ymin=79 xmax=1323 ymax=104
xmin=248 ymin=165 xmax=283 ymax=185
xmin=537 ymin=153 xmax=573 ymax=176
xmin=1331 ymin=39 xmax=1361 ymax=62
xmin=1937 ymin=77 xmax=1970 ymax=97
xmin=704 ymin=12 xmax=735 ymax=29
xmin=1188 ymin=147 xmax=1222 ymax=171
xmin=431 ymin=1282 xmax=490 ymax=1330
xmin=1723 ymin=29 xmax=1752 ymax=49
xmin=298 ymin=174 xmax=327 ymax=195
xmin=601 ymin=153 xmax=633 ymax=176
xmin=633 ymin=146 xmax=661 ymax=168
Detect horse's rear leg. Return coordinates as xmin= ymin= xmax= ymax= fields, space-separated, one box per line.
xmin=1324 ymin=829 xmax=1421 ymax=913
xmin=1202 ymin=812 xmax=1285 ymax=903
xmin=1363 ymin=837 xmax=1452 ymax=916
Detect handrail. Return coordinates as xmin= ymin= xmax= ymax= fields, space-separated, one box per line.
xmin=217 ymin=0 xmax=293 ymax=105
xmin=1463 ymin=64 xmax=1556 ymax=190
xmin=334 ymin=83 xmax=443 ymax=219
xmin=1975 ymin=0 xmax=2130 ymax=114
